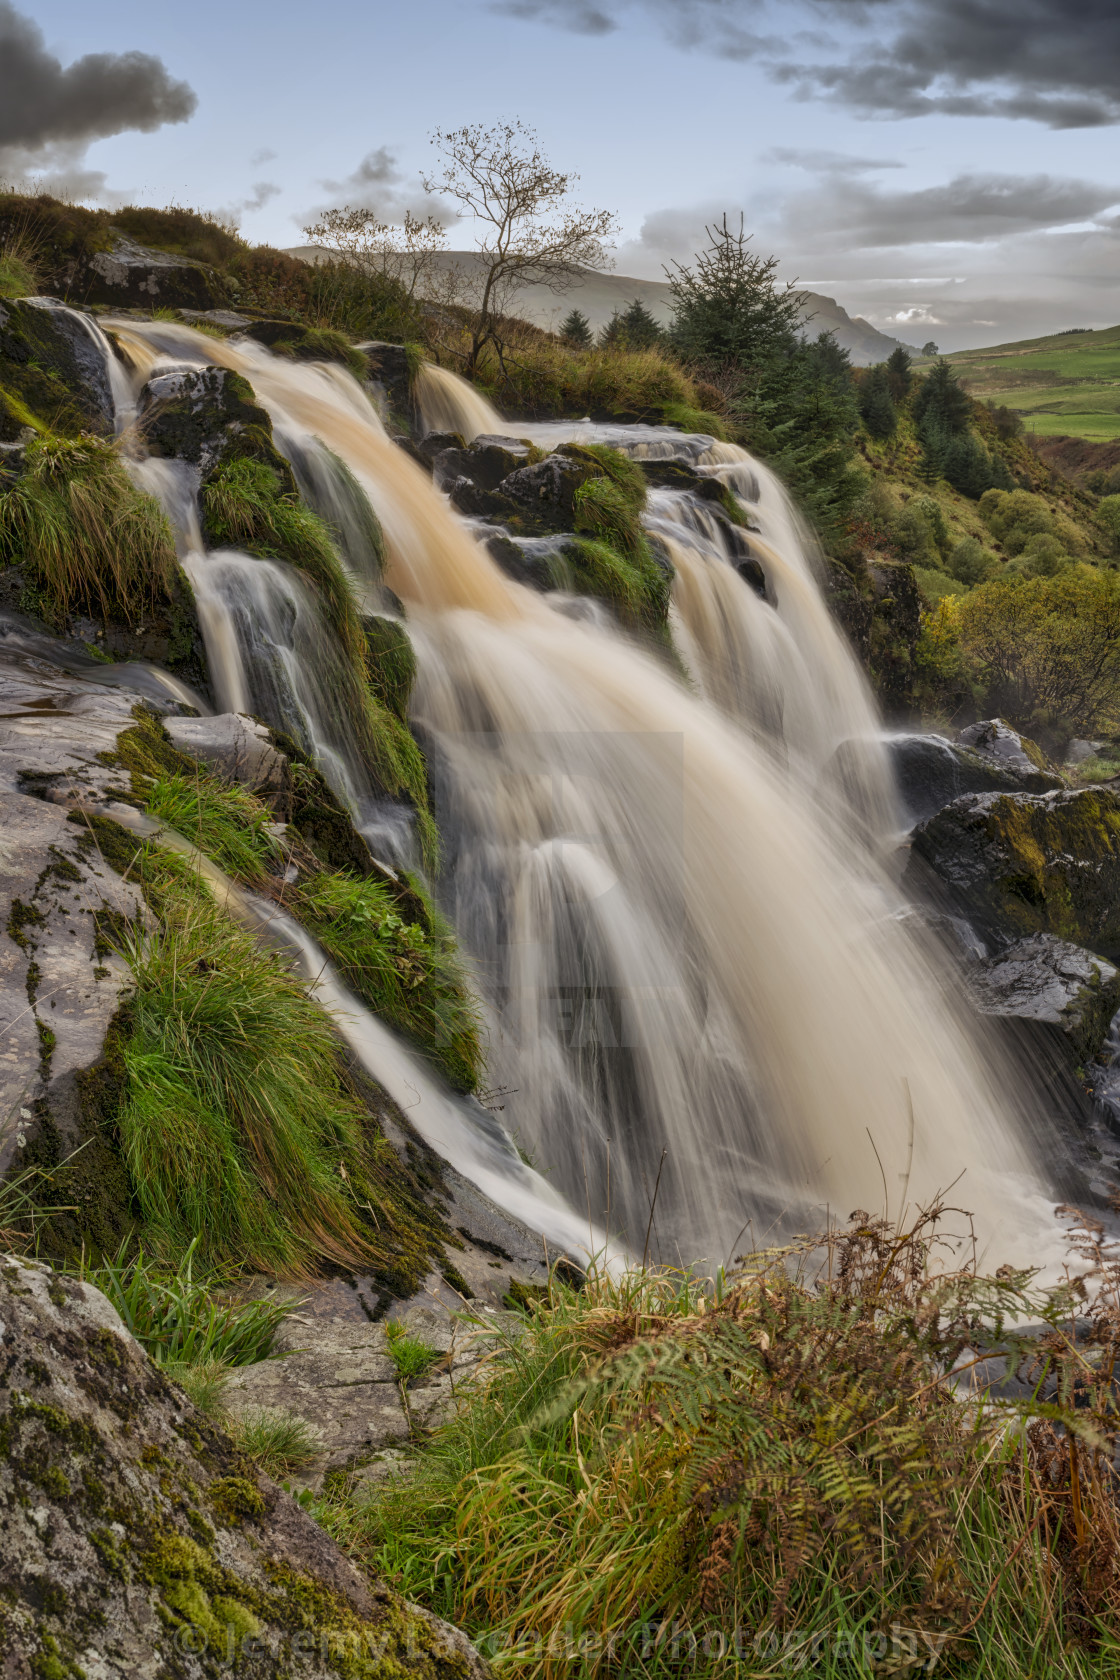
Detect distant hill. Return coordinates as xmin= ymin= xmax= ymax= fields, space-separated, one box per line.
xmin=283 ymin=246 xmax=915 ymax=367
xmin=946 ymin=323 xmax=1120 ymax=444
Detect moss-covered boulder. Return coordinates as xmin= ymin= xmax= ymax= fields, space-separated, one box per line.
xmin=956 ymin=719 xmax=1064 ymax=793
xmin=0 ymin=299 xmax=115 ymax=438
xmin=81 ymin=233 xmax=226 ymax=310
xmin=242 ymin=319 xmax=364 ymax=377
xmin=0 ymin=1255 xmax=485 ymax=1678
xmin=908 ymin=786 xmax=1120 ymax=958
xmin=139 ymin=365 xmax=292 ymax=486
xmin=499 ymin=444 xmax=600 ymax=528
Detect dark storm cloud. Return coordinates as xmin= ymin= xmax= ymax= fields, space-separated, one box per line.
xmin=0 ymin=2 xmax=196 ymax=157
xmin=493 ymin=0 xmax=1120 ymax=127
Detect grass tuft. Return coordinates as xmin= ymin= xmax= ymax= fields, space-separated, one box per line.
xmin=385 ymin=1320 xmax=442 ymax=1386
xmin=80 ymin=1237 xmax=294 ymax=1366
xmin=0 ymin=433 xmax=177 ymax=622
xmin=297 ymin=870 xmax=483 ymax=1093
xmin=232 ymin=1405 xmax=323 ymax=1477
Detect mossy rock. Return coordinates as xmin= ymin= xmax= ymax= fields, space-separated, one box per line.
xmin=909 ymin=786 xmax=1120 ymax=958
xmin=242 ymin=320 xmax=364 ymax=378
xmin=0 ymin=1257 xmax=486 ymax=1677
xmin=139 ymin=364 xmax=295 ymax=490
xmin=0 ymin=299 xmax=114 ymax=437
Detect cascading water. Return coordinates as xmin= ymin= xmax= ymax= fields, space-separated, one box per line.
xmin=95 ymin=323 xmax=1071 ymax=1265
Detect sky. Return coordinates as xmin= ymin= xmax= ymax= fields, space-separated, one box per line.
xmin=3 ymin=0 xmax=1119 ymax=350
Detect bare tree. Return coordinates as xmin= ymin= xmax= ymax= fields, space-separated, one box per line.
xmin=423 ymin=120 xmax=617 ymax=377
xmin=301 ymin=206 xmax=448 ymax=301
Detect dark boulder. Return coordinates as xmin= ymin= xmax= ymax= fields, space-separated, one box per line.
xmin=889 ymin=727 xmax=1061 ymax=828
xmin=867 ymin=558 xmax=923 ymax=709
xmin=499 ymin=446 xmax=599 ymax=527
xmin=79 ymin=232 xmax=225 ymax=310
xmin=0 ymin=298 xmax=115 ymax=437
xmin=968 ymin=934 xmax=1120 ymax=1065
xmin=359 ymin=341 xmax=414 ymax=422
xmin=907 ymin=786 xmax=1120 ymax=959
xmin=139 ymin=365 xmax=291 ymax=486
xmin=434 ymin=434 xmax=536 ymax=494
xmin=956 ymin=718 xmax=1064 ymax=793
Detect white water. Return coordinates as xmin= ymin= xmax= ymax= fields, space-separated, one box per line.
xmin=94 ymin=324 xmax=1067 ymax=1266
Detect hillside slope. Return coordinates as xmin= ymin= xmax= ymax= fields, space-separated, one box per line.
xmin=283 ymin=246 xmax=915 ymax=366
xmin=946 ymin=324 xmax=1120 ymax=442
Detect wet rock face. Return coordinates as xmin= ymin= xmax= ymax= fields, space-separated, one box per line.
xmin=359 ymin=341 xmax=413 ymax=424
xmin=0 ymin=300 xmax=114 ymax=439
xmin=0 ymin=1256 xmax=485 ymax=1678
xmin=956 ymin=719 xmax=1064 ymax=794
xmin=500 ymin=449 xmax=595 ymax=525
xmin=968 ymin=934 xmax=1120 ymax=1064
xmin=889 ymin=724 xmax=1063 ymax=828
xmin=139 ymin=365 xmax=277 ymax=476
xmin=908 ymin=786 xmax=1120 ymax=959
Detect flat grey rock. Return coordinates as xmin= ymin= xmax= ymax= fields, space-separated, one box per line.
xmin=165 ymin=710 xmax=288 ymax=793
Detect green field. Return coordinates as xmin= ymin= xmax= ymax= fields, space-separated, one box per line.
xmin=943 ymin=323 xmax=1120 ymax=441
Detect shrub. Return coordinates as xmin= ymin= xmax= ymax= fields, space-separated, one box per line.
xmin=957 ymin=568 xmax=1120 ymax=737
xmin=1010 ymin=532 xmax=1070 ymax=577
xmin=1097 ymin=494 xmax=1120 ymax=556
xmin=948 ymin=536 xmax=995 ymax=584
xmin=0 ymin=434 xmax=177 ymax=622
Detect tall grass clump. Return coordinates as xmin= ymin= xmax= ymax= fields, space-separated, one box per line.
xmin=341 ymin=1203 xmax=1120 ymax=1677
xmin=90 ymin=845 xmax=441 ymax=1284
xmin=297 ymin=870 xmax=483 ymax=1092
xmin=0 ymin=434 xmax=177 ymax=621
xmin=80 ymin=1237 xmax=294 ymax=1366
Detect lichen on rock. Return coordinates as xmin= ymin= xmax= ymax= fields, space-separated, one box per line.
xmin=0 ymin=1255 xmax=486 ymax=1677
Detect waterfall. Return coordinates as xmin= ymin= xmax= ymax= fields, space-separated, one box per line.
xmin=98 ymin=321 xmax=1067 ymax=1266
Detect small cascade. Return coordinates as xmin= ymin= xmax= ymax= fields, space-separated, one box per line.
xmin=83 ymin=321 xmax=1071 ymax=1264
xmin=100 ymin=802 xmax=604 ymax=1260
xmin=27 ymin=299 xmax=138 ymax=432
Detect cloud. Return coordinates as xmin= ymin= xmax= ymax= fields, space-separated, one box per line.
xmin=775 ymin=172 xmax=1120 ymax=253
xmin=495 ymin=0 xmax=1120 ymax=127
xmin=213 ymin=180 xmax=282 ymax=227
xmin=0 ymin=1 xmax=196 ymax=184
xmin=763 ymin=147 xmax=904 ymax=175
xmin=308 ymin=146 xmax=455 ymax=226
xmin=250 ymin=148 xmax=277 ymax=167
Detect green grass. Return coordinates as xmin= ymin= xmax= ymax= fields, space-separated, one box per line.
xmin=296 ymin=870 xmax=483 ymax=1093
xmin=79 ymin=1238 xmax=295 ymax=1366
xmin=561 ymin=445 xmax=672 ymax=636
xmin=315 ymin=1208 xmax=1120 ymax=1679
xmin=948 ymin=323 xmax=1120 ymax=442
xmin=0 ymin=252 xmax=35 ymax=298
xmin=232 ymin=1405 xmax=322 ymax=1476
xmin=385 ymin=1319 xmax=442 ymax=1385
xmin=143 ymin=773 xmax=282 ymax=883
xmin=0 ymin=433 xmax=177 ymax=622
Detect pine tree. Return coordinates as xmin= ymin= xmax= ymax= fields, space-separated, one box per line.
xmin=559 ymin=308 xmax=592 ymax=348
xmin=858 ymin=366 xmax=897 ymax=439
xmin=885 ymin=346 xmax=913 ymax=403
xmin=620 ymin=297 xmax=664 ymax=349
xmin=598 ymin=309 xmax=627 ymax=349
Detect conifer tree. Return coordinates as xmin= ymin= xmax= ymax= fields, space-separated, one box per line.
xmin=620 ymin=297 xmax=663 ymax=349
xmin=559 ymin=308 xmax=592 ymax=348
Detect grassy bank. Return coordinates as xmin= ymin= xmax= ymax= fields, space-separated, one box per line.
xmin=316 ymin=1205 xmax=1120 ymax=1677
xmin=945 ymin=325 xmax=1120 ymax=444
